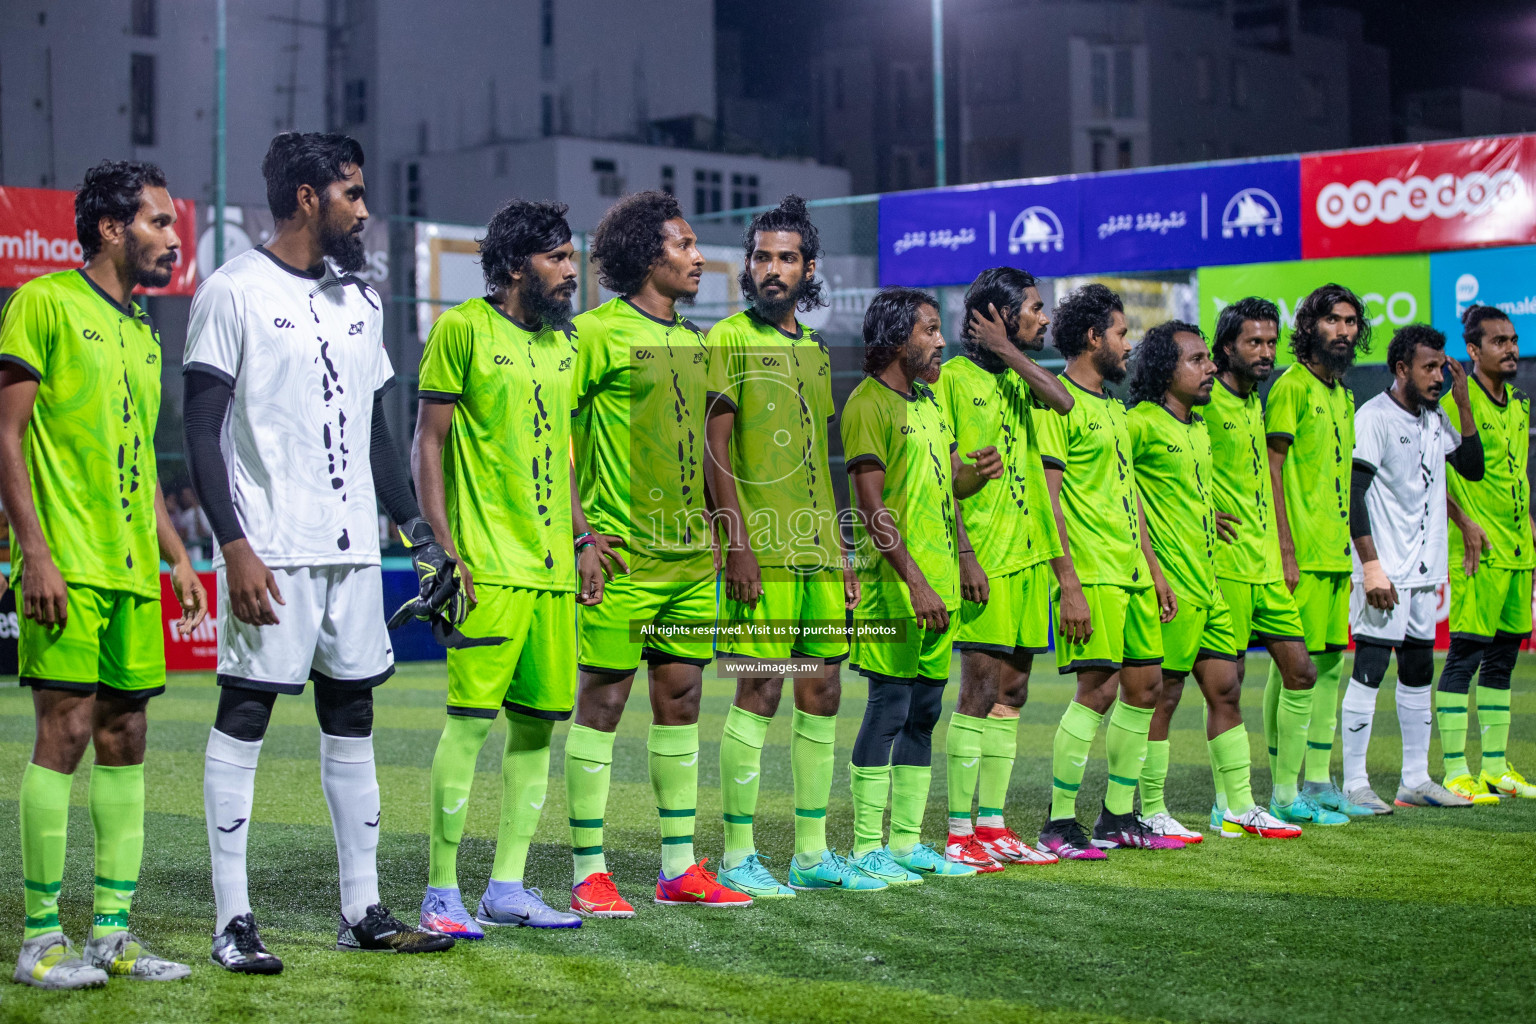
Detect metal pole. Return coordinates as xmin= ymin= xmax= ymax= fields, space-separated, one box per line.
xmin=214 ymin=0 xmax=227 ymax=268
xmin=931 ymin=0 xmax=945 ymax=188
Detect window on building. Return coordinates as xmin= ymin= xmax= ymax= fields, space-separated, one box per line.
xmin=1117 ymin=137 xmax=1133 ymax=169
xmin=344 ymin=79 xmax=367 ymax=124
xmin=1091 ymin=134 xmax=1107 ymax=172
xmin=405 ymin=162 xmax=423 ymax=217
xmin=131 ymin=0 xmax=156 ymax=37
xmin=593 ymin=158 xmax=624 ymax=197
xmin=660 ymin=165 xmax=675 ymax=195
xmin=541 ymin=94 xmax=554 ymax=136
xmin=1112 ymin=48 xmax=1134 ymax=118
xmin=1195 ymin=54 xmax=1213 ymax=104
xmin=730 ymin=173 xmax=759 ymax=212
xmin=540 ymin=0 xmax=553 ymax=47
xmin=1090 ymin=50 xmax=1109 ymax=118
xmin=693 ymin=169 xmax=722 ymax=215
xmin=130 ymin=54 xmax=155 ymax=146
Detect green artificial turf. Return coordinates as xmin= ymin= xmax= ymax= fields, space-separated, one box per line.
xmin=0 ymin=656 xmax=1532 ymax=1023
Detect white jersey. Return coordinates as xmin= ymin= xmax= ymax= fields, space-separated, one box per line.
xmin=185 ymin=246 xmax=392 ymax=569
xmin=1350 ymin=390 xmax=1460 ymax=588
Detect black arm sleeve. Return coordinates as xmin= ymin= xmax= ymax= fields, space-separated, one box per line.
xmin=370 ymin=389 xmax=421 ymax=527
xmin=1350 ymin=460 xmax=1376 ymax=542
xmin=1448 ymin=431 xmax=1485 ymax=482
xmin=183 ymin=369 xmax=245 ymax=548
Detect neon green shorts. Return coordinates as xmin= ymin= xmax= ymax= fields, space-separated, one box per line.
xmin=577 ymin=570 xmax=716 ymax=673
xmin=446 ymin=585 xmax=576 ymax=719
xmin=955 ymin=562 xmax=1052 ymax=656
xmin=849 ymin=582 xmax=956 ymax=682
xmin=19 ymin=583 xmax=165 ymax=697
xmin=1053 ymin=583 xmax=1163 ymax=674
xmin=1160 ymin=590 xmax=1239 ymax=675
xmin=1217 ymin=577 xmax=1305 ymax=650
xmin=718 ymin=567 xmax=849 ymax=662
xmin=1292 ymin=570 xmax=1352 ymax=653
xmin=1449 ymin=566 xmax=1533 ymax=641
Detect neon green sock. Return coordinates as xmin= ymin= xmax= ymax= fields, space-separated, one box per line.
xmin=565 ymin=723 xmax=615 ymax=883
xmin=20 ymin=762 xmax=71 ymax=939
xmin=719 ymin=705 xmax=771 ymax=868
xmin=1273 ymin=686 xmax=1314 ymax=804
xmin=1105 ymin=701 xmax=1153 ymax=816
xmin=790 ymin=709 xmax=836 ymax=867
xmin=428 ymin=714 xmax=492 ymax=890
xmin=1478 ymin=696 xmax=1512 ymax=776
xmin=944 ymin=713 xmax=985 ymax=834
xmin=1436 ymin=686 xmax=1470 ymax=779
xmin=977 ymin=715 xmax=1019 ymax=826
xmin=1139 ymin=739 xmax=1171 ymax=818
xmin=649 ymin=724 xmax=698 ymax=879
xmin=849 ymin=763 xmax=889 ymax=856
xmin=88 ymin=763 xmax=144 ymax=938
xmin=1304 ymin=651 xmax=1344 ymax=783
xmin=1262 ymin=659 xmax=1282 ymax=782
xmin=1209 ymin=725 xmax=1255 ymax=814
xmin=490 ymin=713 xmax=554 ymax=883
xmin=1204 ymin=704 xmax=1228 ymax=814
xmin=888 ymin=764 xmax=931 ymax=852
xmin=1050 ymin=701 xmax=1104 ymax=820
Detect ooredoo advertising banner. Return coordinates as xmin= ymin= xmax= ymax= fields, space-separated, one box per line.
xmin=1196 ymin=254 xmax=1431 ymax=364
xmin=1429 ymin=244 xmax=1536 ymax=359
xmin=878 ymin=159 xmax=1299 ymax=286
xmin=0 ymin=185 xmax=198 ymax=294
xmin=1301 ymin=136 xmax=1536 ymax=260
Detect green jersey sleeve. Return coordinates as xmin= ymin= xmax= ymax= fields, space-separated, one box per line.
xmin=841 ymin=389 xmax=892 ymax=470
xmin=418 ymin=307 xmax=474 ymax=397
xmin=573 ymin=312 xmax=614 ymax=413
xmin=1263 ymin=371 xmax=1304 ymax=442
xmin=0 ymin=284 xmax=56 ymax=380
xmin=1035 ymin=397 xmax=1068 ymax=469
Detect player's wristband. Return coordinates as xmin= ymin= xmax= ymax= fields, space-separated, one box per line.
xmin=1361 ymin=559 xmax=1390 ymax=592
xmin=398 ymin=516 xmax=436 ymax=550
xmin=574 ymin=532 xmax=595 ymax=553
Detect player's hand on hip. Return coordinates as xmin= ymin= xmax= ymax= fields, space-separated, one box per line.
xmin=21 ymin=554 xmax=68 ymax=627
xmin=966 ymin=446 xmax=1004 ymax=481
xmin=909 ymin=579 xmax=949 ymax=634
xmin=1058 ymin=581 xmax=1092 ymax=645
xmin=222 ymin=539 xmax=283 ymax=626
xmin=959 ymin=550 xmax=989 ymax=605
xmin=577 ymin=546 xmax=603 ymax=606
xmin=171 ymin=560 xmax=209 ymax=636
xmin=1215 ymin=510 xmax=1241 ymax=544
xmin=724 ymin=544 xmax=763 ymax=606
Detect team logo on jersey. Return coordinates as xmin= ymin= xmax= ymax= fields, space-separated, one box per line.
xmin=972 ymin=397 xmax=987 ymax=406
xmin=635 ymin=349 xmax=654 ymax=360
xmin=82 ymin=328 xmax=103 ymax=342
xmin=900 ymin=425 xmax=916 ymax=434
xmin=693 ymin=352 xmax=705 ymax=363
xmin=494 ymin=354 xmax=513 ymax=366
xmin=349 ymin=321 xmax=364 ymax=335
xmin=273 ymin=317 xmax=295 ymax=329
xmin=1087 ymin=421 xmax=1102 ymax=430
xmin=1166 ymin=444 xmax=1183 ymax=452
xmin=145 ymin=352 xmax=157 ymax=364
xmin=761 ymin=356 xmax=782 ymax=367
xmin=1399 ymin=436 xmax=1411 ymax=444
xmin=1222 ymin=421 xmax=1236 ymax=429
xmin=559 ymin=357 xmax=572 ymax=371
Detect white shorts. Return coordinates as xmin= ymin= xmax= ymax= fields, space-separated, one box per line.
xmin=1349 ymin=583 xmax=1438 ymax=646
xmin=216 ymin=564 xmax=394 ymax=694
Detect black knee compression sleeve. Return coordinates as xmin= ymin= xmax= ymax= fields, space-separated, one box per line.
xmin=851 ymin=680 xmax=913 ymax=768
xmin=314 ymin=685 xmax=374 ymax=737
xmin=1351 ymin=640 xmax=1393 ymax=689
xmin=214 ymin=686 xmax=277 ymax=742
xmin=1479 ymin=636 xmax=1522 ymax=691
xmin=891 ymin=680 xmax=946 ymax=768
xmin=1438 ymin=636 xmax=1487 ymax=695
xmin=1397 ymin=641 xmax=1434 ymax=689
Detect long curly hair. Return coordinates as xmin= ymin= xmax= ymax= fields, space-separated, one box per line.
xmin=1127 ymin=320 xmax=1203 ymax=406
xmin=1051 ymin=283 xmax=1122 ymax=359
xmin=961 ymin=266 xmax=1038 ymax=369
xmin=590 ymin=190 xmax=683 ymax=296
xmin=1290 ymin=282 xmax=1372 ymax=363
xmin=477 ymin=199 xmax=571 ymax=291
xmin=75 ymin=160 xmax=167 ymax=261
xmin=739 ymin=194 xmax=827 ymax=312
xmin=862 ymin=287 xmax=937 ymax=375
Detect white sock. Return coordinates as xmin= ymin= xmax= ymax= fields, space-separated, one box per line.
xmin=1340 ymin=680 xmax=1379 ymax=794
xmin=205 ymin=728 xmax=261 ymax=934
xmin=976 ymin=812 xmax=1004 ymax=830
xmin=947 ymin=815 xmax=973 ymax=837
xmin=1396 ymin=682 xmax=1433 ymax=788
xmin=320 ymin=732 xmax=381 ymax=925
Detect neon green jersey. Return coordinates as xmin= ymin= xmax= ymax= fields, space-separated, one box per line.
xmin=0 ymin=271 xmax=162 ymax=597
xmin=1035 ymin=374 xmax=1150 ymax=589
xmin=1128 ymin=402 xmax=1220 ymax=607
xmin=573 ymin=297 xmax=712 ymax=574
xmin=704 ymin=309 xmax=839 ymax=570
xmin=1264 ymin=364 xmax=1355 ymax=572
xmin=1207 ymin=377 xmax=1283 ymax=584
xmin=1444 ymin=377 xmax=1535 ymax=571
xmin=840 ymin=375 xmax=959 ymax=610
xmin=931 ymin=355 xmax=1057 ymax=576
xmin=418 ymin=298 xmax=577 ymax=591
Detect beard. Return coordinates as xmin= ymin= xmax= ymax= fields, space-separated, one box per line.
xmin=1093 ymin=343 xmax=1127 ymax=385
xmin=748 ymin=274 xmax=809 ymax=325
xmin=1308 ymin=331 xmax=1359 ymax=378
xmin=1403 ymin=377 xmax=1440 ymax=413
xmin=317 ymin=194 xmax=367 ymax=273
xmin=1232 ymin=348 xmax=1274 ymax=384
xmin=901 ymin=342 xmax=940 ymax=384
xmin=520 ymin=272 xmax=576 ymax=329
xmin=124 ymin=232 xmax=175 ymax=289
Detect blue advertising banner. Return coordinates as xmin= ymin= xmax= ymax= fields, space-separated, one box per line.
xmin=1429 ymin=244 xmax=1536 ymax=359
xmin=878 ymin=158 xmax=1300 ymax=287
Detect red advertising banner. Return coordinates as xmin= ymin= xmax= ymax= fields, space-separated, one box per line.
xmin=161 ymin=571 xmax=218 ymax=671
xmin=1302 ymin=136 xmax=1536 ymax=259
xmin=0 ymin=186 xmax=197 ymax=294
